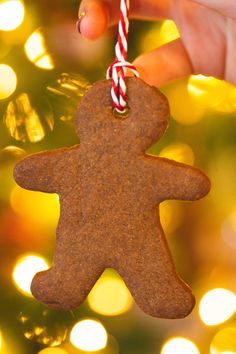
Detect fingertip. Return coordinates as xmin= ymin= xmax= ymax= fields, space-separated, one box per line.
xmin=133 ymin=40 xmax=193 ymax=88
xmin=133 ymin=60 xmax=160 ymax=88
xmin=78 ymin=0 xmax=109 ymax=40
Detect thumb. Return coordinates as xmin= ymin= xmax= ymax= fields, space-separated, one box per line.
xmin=78 ymin=0 xmax=172 ymax=40
xmin=133 ymin=39 xmax=193 ymax=88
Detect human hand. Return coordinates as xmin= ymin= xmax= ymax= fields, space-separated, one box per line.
xmin=77 ymin=0 xmax=236 ymax=87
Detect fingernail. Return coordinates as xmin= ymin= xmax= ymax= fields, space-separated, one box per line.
xmin=76 ymin=11 xmax=86 ymax=33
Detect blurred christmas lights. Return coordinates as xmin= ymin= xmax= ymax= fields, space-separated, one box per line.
xmin=4 ymin=93 xmax=54 ymax=142
xmin=222 ymin=212 xmax=236 ymax=249
xmin=38 ymin=349 xmax=68 ymax=354
xmin=88 ymin=269 xmax=133 ymax=316
xmin=140 ymin=20 xmax=180 ymax=53
xmin=199 ymin=288 xmax=236 ymax=326
xmin=70 ymin=319 xmax=108 ymax=352
xmin=0 ymin=146 xmax=25 ymax=165
xmin=159 ymin=20 xmax=180 ymax=45
xmin=160 ymin=200 xmax=183 ymax=234
xmin=210 ymin=328 xmax=236 ymax=354
xmin=24 ymin=29 xmax=54 ymax=70
xmin=188 ymin=75 xmax=230 ymax=111
xmin=47 ymin=73 xmax=90 ymax=123
xmin=161 ymin=337 xmax=199 ymax=354
xmin=12 ymin=254 xmax=49 ymax=296
xmin=18 ymin=309 xmax=71 ymax=347
xmin=10 ymin=186 xmax=59 ymax=226
xmin=159 ymin=143 xmax=195 ymax=165
xmin=165 ymin=80 xmax=205 ymax=125
xmin=0 ymin=64 xmax=17 ymax=100
xmin=0 ymin=0 xmax=25 ymax=31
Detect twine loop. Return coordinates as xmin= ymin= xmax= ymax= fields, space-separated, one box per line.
xmin=107 ymin=0 xmax=139 ymax=114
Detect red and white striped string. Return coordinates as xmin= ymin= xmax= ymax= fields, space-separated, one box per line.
xmin=106 ymin=0 xmax=139 ymax=113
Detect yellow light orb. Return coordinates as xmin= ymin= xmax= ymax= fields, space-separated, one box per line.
xmin=38 ymin=349 xmax=68 ymax=354
xmin=211 ymin=328 xmax=236 ymax=354
xmin=159 ymin=143 xmax=195 ymax=165
xmin=0 ymin=331 xmax=2 ymax=350
xmin=70 ymin=319 xmax=108 ymax=352
xmin=166 ymin=80 xmax=205 ymax=125
xmin=88 ymin=270 xmax=133 ymax=316
xmin=227 ymin=86 xmax=236 ymax=112
xmin=35 ymin=55 xmax=54 ymax=70
xmin=199 ymin=288 xmax=236 ymax=326
xmin=211 ymin=82 xmax=236 ymax=114
xmin=24 ymin=29 xmax=54 ymax=70
xmin=140 ymin=20 xmax=180 ymax=53
xmin=160 ymin=200 xmax=183 ymax=234
xmin=10 ymin=186 xmax=60 ymax=226
xmin=159 ymin=20 xmax=180 ymax=46
xmin=161 ymin=337 xmax=199 ymax=354
xmin=12 ymin=254 xmax=49 ymax=296
xmin=0 ymin=64 xmax=17 ymax=100
xmin=188 ymin=75 xmax=229 ymax=110
xmin=0 ymin=0 xmax=25 ymax=31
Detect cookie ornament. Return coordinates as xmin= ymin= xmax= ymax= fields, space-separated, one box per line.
xmin=14 ymin=0 xmax=210 ymax=319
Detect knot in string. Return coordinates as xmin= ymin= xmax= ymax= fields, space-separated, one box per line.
xmin=106 ymin=60 xmax=139 ymax=113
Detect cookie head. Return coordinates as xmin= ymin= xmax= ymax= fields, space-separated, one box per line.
xmin=76 ymin=78 xmax=170 ymax=152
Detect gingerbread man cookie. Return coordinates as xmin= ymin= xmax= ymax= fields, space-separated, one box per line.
xmin=14 ymin=78 xmax=210 ymax=318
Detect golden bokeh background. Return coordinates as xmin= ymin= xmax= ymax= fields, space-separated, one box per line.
xmin=0 ymin=1 xmax=236 ymax=353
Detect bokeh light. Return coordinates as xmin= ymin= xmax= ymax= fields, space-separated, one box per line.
xmin=10 ymin=186 xmax=59 ymax=226
xmin=159 ymin=20 xmax=180 ymax=46
xmin=161 ymin=337 xmax=199 ymax=354
xmin=47 ymin=73 xmax=90 ymax=123
xmin=24 ymin=29 xmax=54 ymax=70
xmin=165 ymin=80 xmax=205 ymax=125
xmin=0 ymin=331 xmax=2 ymax=350
xmin=13 ymin=254 xmax=49 ymax=296
xmin=160 ymin=200 xmax=183 ymax=234
xmin=0 ymin=146 xmax=25 ymax=165
xmin=140 ymin=20 xmax=180 ymax=53
xmin=0 ymin=64 xmax=17 ymax=100
xmin=18 ymin=308 xmax=71 ymax=347
xmin=210 ymin=328 xmax=236 ymax=354
xmin=199 ymin=288 xmax=236 ymax=326
xmin=88 ymin=269 xmax=133 ymax=316
xmin=159 ymin=143 xmax=195 ymax=165
xmin=4 ymin=93 xmax=54 ymax=142
xmin=38 ymin=349 xmax=68 ymax=354
xmin=222 ymin=211 xmax=236 ymax=249
xmin=188 ymin=75 xmax=231 ymax=111
xmin=0 ymin=0 xmax=25 ymax=31
xmin=70 ymin=319 xmax=108 ymax=352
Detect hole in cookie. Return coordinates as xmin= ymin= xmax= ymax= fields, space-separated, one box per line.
xmin=113 ymin=107 xmax=130 ymax=119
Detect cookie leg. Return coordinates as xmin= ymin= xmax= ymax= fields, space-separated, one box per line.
xmin=31 ymin=207 xmax=107 ymax=310
xmin=117 ymin=226 xmax=195 ymax=319
xmin=31 ymin=255 xmax=104 ymax=310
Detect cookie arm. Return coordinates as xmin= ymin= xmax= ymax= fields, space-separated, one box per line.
xmin=14 ymin=148 xmax=76 ymax=193
xmin=152 ymin=157 xmax=211 ymax=201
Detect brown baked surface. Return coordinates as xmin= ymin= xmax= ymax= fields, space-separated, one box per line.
xmin=14 ymin=78 xmax=210 ymax=318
